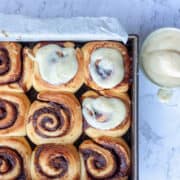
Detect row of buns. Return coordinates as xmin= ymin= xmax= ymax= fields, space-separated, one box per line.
xmin=0 ymin=40 xmax=131 ymax=180
xmin=0 ymin=136 xmax=130 ymax=180
xmin=0 ymin=41 xmax=130 ymax=94
xmin=0 ymin=91 xmax=130 ymax=144
xmin=0 ymin=85 xmax=131 ymax=180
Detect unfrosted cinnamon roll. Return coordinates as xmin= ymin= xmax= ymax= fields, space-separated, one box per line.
xmin=27 ymin=42 xmax=84 ymax=92
xmin=0 ymin=42 xmax=33 ymax=92
xmin=82 ymin=41 xmax=130 ymax=93
xmin=26 ymin=91 xmax=83 ymax=145
xmin=0 ymin=92 xmax=30 ymax=136
xmin=31 ymin=144 xmax=80 ymax=180
xmin=0 ymin=137 xmax=32 ymax=180
xmin=81 ymin=90 xmax=131 ymax=138
xmin=79 ymin=136 xmax=130 ymax=180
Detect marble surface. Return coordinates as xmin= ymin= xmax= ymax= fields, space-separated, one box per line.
xmin=0 ymin=0 xmax=180 ymax=180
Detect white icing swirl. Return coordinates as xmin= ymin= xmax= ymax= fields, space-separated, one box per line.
xmin=35 ymin=44 xmax=78 ymax=85
xmin=89 ymin=48 xmax=124 ymax=88
xmin=82 ymin=96 xmax=126 ymax=130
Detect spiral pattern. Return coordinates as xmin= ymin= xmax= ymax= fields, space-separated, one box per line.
xmin=0 ymin=137 xmax=31 ymax=180
xmin=30 ymin=102 xmax=70 ymax=138
xmin=31 ymin=144 xmax=80 ymax=180
xmin=0 ymin=92 xmax=30 ymax=136
xmin=0 ymin=43 xmax=33 ymax=92
xmin=27 ymin=92 xmax=82 ymax=145
xmin=0 ymin=99 xmax=17 ymax=129
xmin=0 ymin=147 xmax=24 ymax=179
xmin=0 ymin=43 xmax=21 ymax=85
xmin=79 ymin=136 xmax=130 ymax=180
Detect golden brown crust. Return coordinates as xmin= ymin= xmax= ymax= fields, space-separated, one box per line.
xmin=79 ymin=136 xmax=130 ymax=180
xmin=82 ymin=41 xmax=131 ymax=94
xmin=0 ymin=42 xmax=33 ymax=92
xmin=21 ymin=47 xmax=34 ymax=92
xmin=81 ymin=90 xmax=131 ymax=138
xmin=30 ymin=42 xmax=84 ymax=92
xmin=26 ymin=91 xmax=83 ymax=145
xmin=0 ymin=92 xmax=30 ymax=136
xmin=31 ymin=144 xmax=80 ymax=180
xmin=0 ymin=137 xmax=32 ymax=180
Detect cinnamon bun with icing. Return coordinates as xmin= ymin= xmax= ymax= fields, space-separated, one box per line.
xmin=81 ymin=90 xmax=131 ymax=138
xmin=79 ymin=136 xmax=130 ymax=180
xmin=0 ymin=42 xmax=33 ymax=92
xmin=0 ymin=137 xmax=31 ymax=180
xmin=0 ymin=92 xmax=30 ymax=136
xmin=27 ymin=42 xmax=84 ymax=92
xmin=26 ymin=91 xmax=83 ymax=145
xmin=31 ymin=144 xmax=80 ymax=180
xmin=82 ymin=41 xmax=130 ymax=93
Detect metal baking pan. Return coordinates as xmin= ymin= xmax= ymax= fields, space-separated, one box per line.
xmin=0 ymin=14 xmax=138 ymax=180
xmin=24 ymin=35 xmax=139 ymax=180
xmin=128 ymin=35 xmax=139 ymax=180
xmin=0 ymin=35 xmax=138 ymax=180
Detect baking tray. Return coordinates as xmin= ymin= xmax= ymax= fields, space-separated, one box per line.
xmin=7 ymin=35 xmax=138 ymax=180
xmin=128 ymin=35 xmax=139 ymax=180
xmin=23 ymin=36 xmax=138 ymax=180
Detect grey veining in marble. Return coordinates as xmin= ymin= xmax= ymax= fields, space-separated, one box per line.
xmin=0 ymin=0 xmax=180 ymax=180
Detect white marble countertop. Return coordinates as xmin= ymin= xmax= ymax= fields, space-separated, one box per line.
xmin=0 ymin=0 xmax=180 ymax=180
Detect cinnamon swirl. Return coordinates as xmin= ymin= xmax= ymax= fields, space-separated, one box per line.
xmin=0 ymin=92 xmax=30 ymax=136
xmin=82 ymin=41 xmax=130 ymax=94
xmin=81 ymin=90 xmax=131 ymax=138
xmin=0 ymin=42 xmax=33 ymax=92
xmin=26 ymin=91 xmax=83 ymax=145
xmin=31 ymin=144 xmax=80 ymax=180
xmin=0 ymin=137 xmax=31 ymax=180
xmin=79 ymin=136 xmax=130 ymax=180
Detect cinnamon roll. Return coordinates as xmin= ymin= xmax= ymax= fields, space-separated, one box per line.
xmin=31 ymin=144 xmax=80 ymax=180
xmin=81 ymin=90 xmax=131 ymax=138
xmin=0 ymin=92 xmax=30 ymax=136
xmin=79 ymin=136 xmax=130 ymax=180
xmin=26 ymin=91 xmax=83 ymax=145
xmin=0 ymin=137 xmax=32 ymax=180
xmin=82 ymin=41 xmax=130 ymax=93
xmin=27 ymin=42 xmax=84 ymax=92
xmin=0 ymin=42 xmax=33 ymax=92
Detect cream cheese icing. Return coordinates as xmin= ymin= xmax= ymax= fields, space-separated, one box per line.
xmin=35 ymin=44 xmax=78 ymax=85
xmin=89 ymin=48 xmax=124 ymax=88
xmin=141 ymin=28 xmax=180 ymax=87
xmin=82 ymin=96 xmax=126 ymax=130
